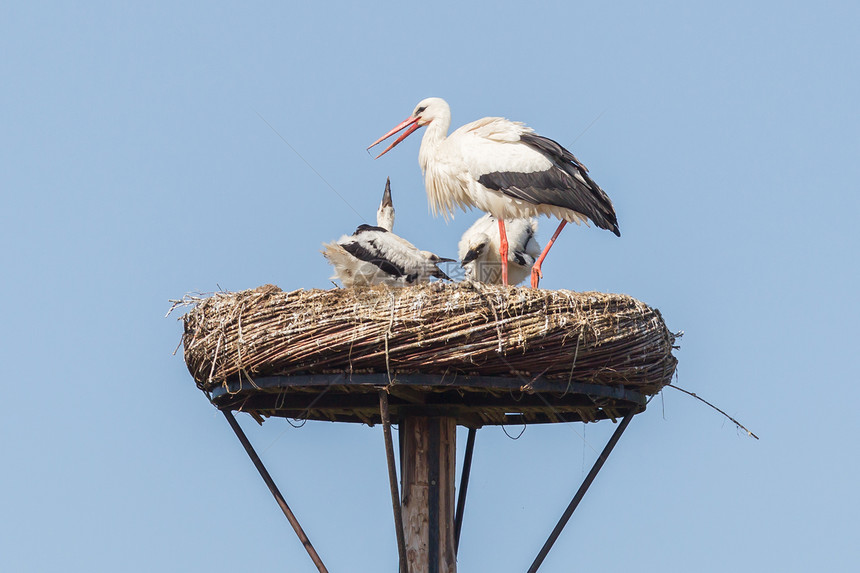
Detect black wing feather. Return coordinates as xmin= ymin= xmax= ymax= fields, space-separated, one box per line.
xmin=354 ymin=224 xmax=390 ymax=235
xmin=477 ymin=133 xmax=620 ymax=236
xmin=341 ymin=240 xmax=405 ymax=277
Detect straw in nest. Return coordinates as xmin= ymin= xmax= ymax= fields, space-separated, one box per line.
xmin=181 ymin=283 xmax=678 ymax=397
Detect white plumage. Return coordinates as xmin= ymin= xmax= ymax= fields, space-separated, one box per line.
xmin=458 ymin=215 xmax=540 ymax=286
xmin=323 ymin=179 xmax=452 ymax=287
xmin=369 ymin=97 xmax=619 ymax=288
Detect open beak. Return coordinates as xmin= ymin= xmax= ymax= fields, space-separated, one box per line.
xmin=368 ymin=116 xmax=421 ymax=159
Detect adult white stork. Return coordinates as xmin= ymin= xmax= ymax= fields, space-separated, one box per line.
xmin=322 ymin=178 xmax=453 ymax=287
xmin=459 ymin=215 xmax=540 ymax=286
xmin=368 ymin=97 xmax=619 ymax=288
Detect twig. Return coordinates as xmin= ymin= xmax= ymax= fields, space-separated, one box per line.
xmin=667 ymin=383 xmax=759 ymax=440
xmin=182 ymin=284 xmax=678 ymax=401
xmin=384 ymin=291 xmax=397 ymax=385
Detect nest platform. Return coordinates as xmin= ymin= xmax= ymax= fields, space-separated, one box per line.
xmin=182 ymin=283 xmax=678 ymax=426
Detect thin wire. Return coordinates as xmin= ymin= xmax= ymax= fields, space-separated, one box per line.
xmin=478 ymin=290 xmax=602 ymax=454
xmin=558 ymin=407 xmax=599 ymax=456
xmin=259 ymin=416 xmax=308 ymax=455
xmin=667 ymin=383 xmax=759 ymax=440
xmin=496 ymin=351 xmax=601 ymax=454
xmin=581 ymin=424 xmax=586 ymax=478
xmin=254 ymin=110 xmax=368 ymax=224
xmin=570 ymin=108 xmax=608 ymax=145
xmin=502 ymin=424 xmax=526 ymax=440
xmin=661 ymin=389 xmax=666 ymax=420
xmin=261 ymin=426 xmax=291 ymax=455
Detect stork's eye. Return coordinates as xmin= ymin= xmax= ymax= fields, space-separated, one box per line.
xmin=415 ymin=106 xmax=427 ymax=115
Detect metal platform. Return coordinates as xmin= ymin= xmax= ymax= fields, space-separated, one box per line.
xmin=209 ymin=373 xmax=647 ymax=426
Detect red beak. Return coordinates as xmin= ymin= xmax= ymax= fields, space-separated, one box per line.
xmin=367 ymin=116 xmax=421 ymax=159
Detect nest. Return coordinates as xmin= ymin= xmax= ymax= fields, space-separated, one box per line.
xmin=182 ymin=283 xmax=678 ymax=399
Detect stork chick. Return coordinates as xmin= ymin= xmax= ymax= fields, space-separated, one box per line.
xmin=323 ymin=178 xmax=453 ymax=287
xmin=459 ymin=215 xmax=540 ymax=286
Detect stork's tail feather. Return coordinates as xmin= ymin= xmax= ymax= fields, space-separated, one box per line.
xmin=321 ymin=242 xmax=356 ymax=284
xmin=322 ymin=242 xmax=349 ymax=265
xmin=577 ymin=168 xmax=620 ymax=236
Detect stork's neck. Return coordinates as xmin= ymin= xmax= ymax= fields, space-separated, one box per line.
xmin=376 ymin=205 xmax=395 ymax=232
xmin=418 ymin=114 xmax=450 ymax=174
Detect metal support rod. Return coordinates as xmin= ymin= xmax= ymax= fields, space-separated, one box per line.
xmin=221 ymin=409 xmax=329 ymax=573
xmin=454 ymin=427 xmax=477 ymax=554
xmin=526 ymin=410 xmax=636 ymax=573
xmin=379 ymin=390 xmax=409 ymax=573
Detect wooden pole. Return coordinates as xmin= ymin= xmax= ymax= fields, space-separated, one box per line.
xmin=400 ymin=416 xmax=457 ymax=573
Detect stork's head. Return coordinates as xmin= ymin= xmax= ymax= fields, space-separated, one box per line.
xmin=410 ymin=97 xmax=449 ymax=126
xmin=458 ymin=225 xmax=490 ymax=282
xmin=368 ymin=97 xmax=451 ymax=158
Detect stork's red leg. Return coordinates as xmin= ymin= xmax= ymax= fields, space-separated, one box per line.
xmin=498 ymin=218 xmax=509 ymax=286
xmin=531 ymin=220 xmax=567 ymax=289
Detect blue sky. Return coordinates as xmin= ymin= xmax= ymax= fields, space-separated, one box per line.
xmin=2 ymin=1 xmax=858 ymax=571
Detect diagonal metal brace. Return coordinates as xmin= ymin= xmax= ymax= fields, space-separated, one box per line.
xmin=527 ymin=409 xmax=637 ymax=573
xmin=379 ymin=390 xmax=408 ymax=573
xmin=454 ymin=427 xmax=477 ymax=554
xmin=221 ymin=409 xmax=330 ymax=573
